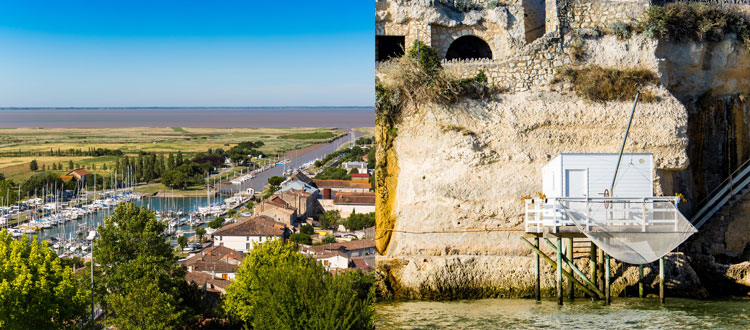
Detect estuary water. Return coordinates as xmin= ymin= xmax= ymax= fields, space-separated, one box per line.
xmin=0 ymin=107 xmax=374 ymax=128
xmin=376 ymin=298 xmax=750 ymax=329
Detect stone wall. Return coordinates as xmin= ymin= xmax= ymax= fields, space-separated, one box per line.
xmin=565 ymin=0 xmax=650 ymax=32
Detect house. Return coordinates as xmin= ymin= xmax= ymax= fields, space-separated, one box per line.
xmin=315 ymin=251 xmax=350 ymax=271
xmin=289 ymin=171 xmax=313 ymax=185
xmin=183 ymin=245 xmax=244 ymax=280
xmin=61 ymin=168 xmax=90 ymax=183
xmin=332 ymin=192 xmax=376 ymax=217
xmin=185 ymin=271 xmax=231 ymax=294
xmin=342 ymin=161 xmax=368 ymax=174
xmin=256 ymin=195 xmax=298 ymax=225
xmin=276 ymin=189 xmax=322 ymax=219
xmin=212 ymin=216 xmax=290 ymax=252
xmin=276 ymin=179 xmax=319 ymax=195
xmin=302 ymin=238 xmax=376 ymax=259
xmin=351 ymin=173 xmax=370 ymax=184
xmin=313 ymin=179 xmax=371 ymax=199
xmin=542 ymin=153 xmax=653 ymax=198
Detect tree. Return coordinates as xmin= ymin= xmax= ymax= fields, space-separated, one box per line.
xmin=318 ymin=210 xmax=341 ymax=229
xmin=93 ymin=203 xmax=200 ymax=329
xmin=350 ymin=168 xmax=359 ymax=174
xmin=41 ymin=164 xmax=46 ymax=171
xmin=195 ymin=227 xmax=206 ymax=243
xmin=300 ymin=224 xmax=315 ymax=235
xmin=29 ymin=159 xmax=38 ymax=171
xmin=223 ymin=240 xmax=375 ymax=329
xmin=68 ymin=160 xmax=74 ymax=170
xmin=346 ymin=212 xmax=376 ymax=231
xmin=207 ymin=217 xmax=225 ymax=229
xmin=176 ymin=151 xmax=184 ymax=166
xmin=314 ymin=167 xmax=351 ymax=180
xmin=0 ymin=172 xmax=4 ymax=181
xmin=321 ymin=234 xmax=337 ymax=244
xmin=162 ymin=169 xmax=188 ymax=189
xmin=178 ymin=235 xmax=188 ymax=250
xmin=267 ymin=176 xmax=285 ymax=186
xmin=289 ymin=233 xmax=312 ymax=245
xmin=226 ymin=208 xmax=237 ymax=217
xmin=0 ymin=230 xmax=89 ymax=329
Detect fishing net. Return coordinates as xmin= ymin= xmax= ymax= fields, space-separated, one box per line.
xmin=557 ymin=199 xmax=697 ymax=264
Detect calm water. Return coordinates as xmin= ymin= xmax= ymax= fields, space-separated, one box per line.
xmin=0 ymin=107 xmax=374 ymax=128
xmin=377 ymin=298 xmax=750 ymax=329
xmin=38 ymin=196 xmax=225 ymax=243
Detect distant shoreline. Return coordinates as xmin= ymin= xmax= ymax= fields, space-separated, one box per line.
xmin=0 ymin=107 xmax=374 ymax=129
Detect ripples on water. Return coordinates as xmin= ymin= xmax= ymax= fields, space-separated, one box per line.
xmin=376 ymin=298 xmax=750 ymax=329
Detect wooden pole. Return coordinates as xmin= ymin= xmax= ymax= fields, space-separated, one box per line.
xmin=542 ymin=238 xmax=604 ymax=298
xmin=638 ymin=264 xmax=644 ymax=298
xmin=557 ymin=237 xmax=563 ymax=305
xmin=566 ymin=237 xmax=574 ymax=300
xmin=520 ymin=237 xmax=600 ymax=298
xmin=598 ymin=248 xmax=604 ymax=292
xmin=534 ymin=237 xmax=541 ymax=301
xmin=659 ymin=256 xmax=665 ymax=304
xmin=605 ymin=253 xmax=611 ymax=305
xmin=590 ymin=242 xmax=597 ymax=296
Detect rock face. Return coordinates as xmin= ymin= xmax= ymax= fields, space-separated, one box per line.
xmin=376 ymin=35 xmax=750 ymax=300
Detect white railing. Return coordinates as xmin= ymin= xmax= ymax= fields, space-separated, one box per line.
xmin=524 ymin=197 xmax=682 ymax=233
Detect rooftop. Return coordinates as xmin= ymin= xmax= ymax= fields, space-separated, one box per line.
xmin=333 ymin=192 xmax=376 ymax=205
xmin=313 ymin=179 xmax=371 ymax=189
xmin=213 ymin=216 xmax=287 ymax=237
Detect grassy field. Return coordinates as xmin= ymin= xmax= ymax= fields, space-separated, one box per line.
xmin=0 ymin=127 xmax=345 ymax=182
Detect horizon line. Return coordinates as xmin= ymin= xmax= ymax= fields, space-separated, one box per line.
xmin=0 ymin=105 xmax=374 ymax=109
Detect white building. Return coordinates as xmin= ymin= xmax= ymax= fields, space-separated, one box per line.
xmin=212 ymin=216 xmax=290 ymax=252
xmin=542 ymin=153 xmax=653 ymax=199
xmin=342 ymin=161 xmax=368 ymax=174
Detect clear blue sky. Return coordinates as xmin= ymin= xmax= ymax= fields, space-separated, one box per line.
xmin=0 ymin=1 xmax=374 ymax=107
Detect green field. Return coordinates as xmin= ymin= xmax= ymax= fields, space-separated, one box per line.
xmin=0 ymin=127 xmax=345 ymax=182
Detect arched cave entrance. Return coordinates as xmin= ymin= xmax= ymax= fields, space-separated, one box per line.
xmin=445 ymin=36 xmax=493 ymax=60
xmin=376 ymin=36 xmax=406 ymax=62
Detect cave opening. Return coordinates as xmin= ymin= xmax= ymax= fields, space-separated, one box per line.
xmin=376 ymin=35 xmax=406 ymax=62
xmin=445 ymin=35 xmax=493 ymax=60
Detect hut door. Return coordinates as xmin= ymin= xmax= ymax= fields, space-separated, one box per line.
xmin=565 ymin=169 xmax=587 ymax=197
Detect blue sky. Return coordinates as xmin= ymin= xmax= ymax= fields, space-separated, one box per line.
xmin=0 ymin=1 xmax=374 ymax=107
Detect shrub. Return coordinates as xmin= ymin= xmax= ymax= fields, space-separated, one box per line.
xmin=568 ymin=36 xmax=585 ymax=61
xmin=642 ymin=3 xmax=750 ymax=48
xmin=300 ymin=224 xmax=315 ymax=235
xmin=554 ymin=66 xmax=658 ymax=102
xmin=289 ymin=233 xmax=312 ymax=245
xmin=610 ymin=21 xmax=632 ymax=40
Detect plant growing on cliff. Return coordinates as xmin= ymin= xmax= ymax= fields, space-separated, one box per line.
xmin=554 ymin=65 xmax=658 ymax=103
xmin=642 ymin=3 xmax=750 ymax=48
xmin=610 ymin=21 xmax=633 ymax=40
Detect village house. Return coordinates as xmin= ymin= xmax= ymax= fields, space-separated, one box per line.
xmin=351 ymin=173 xmax=370 ymax=184
xmin=60 ymin=168 xmax=90 ymax=183
xmin=256 ymin=195 xmax=298 ymax=226
xmin=184 ymin=245 xmax=244 ymax=281
xmin=332 ymin=192 xmax=376 ymax=217
xmin=313 ymin=179 xmax=371 ymax=199
xmin=185 ymin=272 xmax=230 ymax=294
xmin=342 ymin=161 xmax=368 ymax=174
xmin=301 ymin=238 xmax=377 ymax=272
xmin=275 ymin=189 xmax=323 ymax=219
xmin=276 ymin=179 xmax=319 ymax=195
xmin=212 ymin=216 xmax=290 ymax=252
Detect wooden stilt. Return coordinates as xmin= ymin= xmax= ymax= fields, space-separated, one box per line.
xmin=534 ymin=237 xmax=541 ymax=302
xmin=557 ymin=237 xmax=563 ymax=306
xmin=590 ymin=242 xmax=597 ymax=295
xmin=597 ymin=248 xmax=604 ymax=292
xmin=566 ymin=237 xmax=574 ymax=301
xmin=659 ymin=256 xmax=665 ymax=304
xmin=605 ymin=253 xmax=611 ymax=305
xmin=638 ymin=264 xmax=644 ymax=298
xmin=520 ymin=237 xmax=600 ymax=298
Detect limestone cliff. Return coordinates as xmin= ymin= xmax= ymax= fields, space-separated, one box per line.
xmin=376 ymin=34 xmax=750 ymax=299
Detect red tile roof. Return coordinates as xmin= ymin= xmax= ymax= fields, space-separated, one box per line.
xmin=351 ymin=173 xmax=370 ymax=178
xmin=313 ymin=179 xmax=370 ymax=189
xmin=333 ymin=192 xmax=375 ymax=205
xmin=213 ymin=216 xmax=286 ymax=237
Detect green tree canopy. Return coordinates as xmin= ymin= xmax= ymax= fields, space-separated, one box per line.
xmin=314 ymin=167 xmax=351 ymax=181
xmin=321 ymin=235 xmax=337 ymax=244
xmin=93 ymin=203 xmax=202 ymax=329
xmin=195 ymin=227 xmax=206 ymax=243
xmin=346 ymin=212 xmax=376 ymax=231
xmin=300 ymin=224 xmax=315 ymax=235
xmin=0 ymin=230 xmax=89 ymax=329
xmin=178 ymin=235 xmax=188 ymax=249
xmin=289 ymin=233 xmax=312 ymax=245
xmin=223 ymin=240 xmax=375 ymax=329
xmin=29 ymin=159 xmax=38 ymax=171
xmin=318 ymin=210 xmax=341 ymax=229
xmin=267 ymin=176 xmax=285 ymax=186
xmin=207 ymin=216 xmax=225 ymax=229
